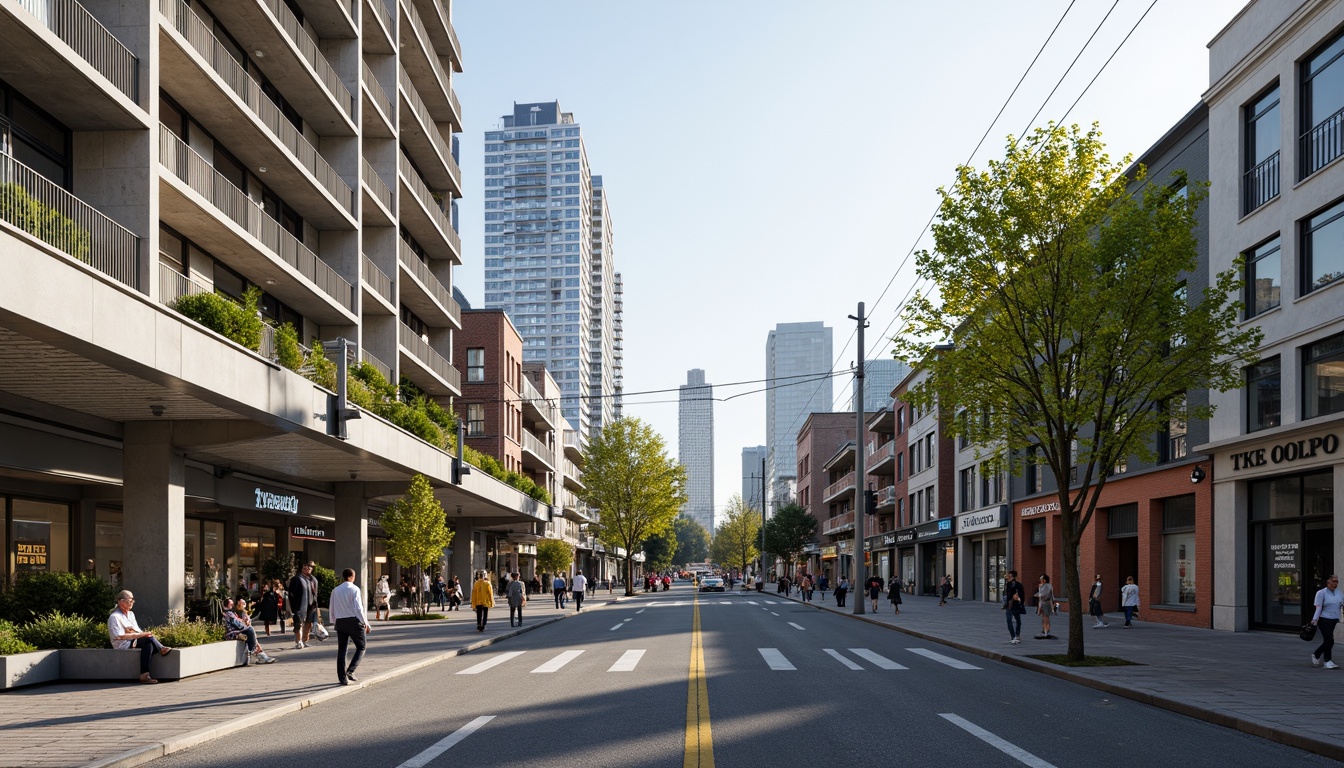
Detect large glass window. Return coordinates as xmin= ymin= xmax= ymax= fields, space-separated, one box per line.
xmin=1161 ymin=495 xmax=1196 ymax=606
xmin=1301 ymin=31 xmax=1344 ymax=178
xmin=1303 ymin=332 xmax=1344 ymax=419
xmin=94 ymin=508 xmax=123 ymax=588
xmin=1249 ymin=470 xmax=1334 ymax=629
xmin=1244 ymin=236 xmax=1281 ymax=317
xmin=1246 ymin=357 xmax=1281 ymax=432
xmin=1 ymin=83 xmax=72 ymax=188
xmin=1244 ymin=85 xmax=1281 ymax=213
xmin=11 ymin=499 xmax=70 ymax=576
xmin=1302 ymin=199 xmax=1344 ymax=294
xmin=237 ymin=525 xmax=276 ymax=589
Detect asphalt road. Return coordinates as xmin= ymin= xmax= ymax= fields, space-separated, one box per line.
xmin=149 ymin=586 xmax=1341 ymax=768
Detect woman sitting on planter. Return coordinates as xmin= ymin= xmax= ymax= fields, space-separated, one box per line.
xmin=222 ymin=598 xmax=276 ymax=664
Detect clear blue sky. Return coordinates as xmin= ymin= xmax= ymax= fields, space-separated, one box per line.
xmin=451 ymin=0 xmax=1249 ymax=521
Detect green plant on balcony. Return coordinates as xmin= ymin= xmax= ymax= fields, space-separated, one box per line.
xmin=0 ymin=182 xmax=92 ymax=263
xmin=274 ymin=322 xmax=305 ymax=371
xmin=172 ymin=286 xmax=263 ymax=351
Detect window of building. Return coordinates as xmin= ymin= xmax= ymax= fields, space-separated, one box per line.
xmin=1301 ymin=31 xmax=1344 ymax=178
xmin=896 ymin=453 xmax=904 ymax=481
xmin=980 ymin=461 xmax=1002 ymax=504
xmin=1030 ymin=518 xmax=1046 ymax=546
xmin=1161 ymin=396 xmax=1188 ymax=463
xmin=1302 ymin=198 xmax=1344 ymax=294
xmin=897 ymin=498 xmax=905 ymax=529
xmin=467 ymin=348 xmax=485 ymax=383
xmin=959 ymin=468 xmax=973 ymax=513
xmin=896 ymin=406 xmax=905 ymax=434
xmin=466 ymin=404 xmax=485 ymax=436
xmin=956 ymin=411 xmax=969 ymax=450
xmin=1243 ymin=85 xmax=1280 ymax=214
xmin=1026 ymin=446 xmax=1042 ymax=494
xmin=9 ymin=497 xmax=70 ymax=577
xmin=1107 ymin=503 xmax=1139 ymax=539
xmin=1 ymin=80 xmax=73 ymax=189
xmin=1244 ymin=236 xmax=1281 ymax=317
xmin=1303 ymin=332 xmax=1344 ymax=419
xmin=1246 ymin=357 xmax=1281 ymax=432
xmin=1161 ymin=495 xmax=1197 ymax=606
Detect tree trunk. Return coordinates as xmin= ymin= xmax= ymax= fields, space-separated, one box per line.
xmin=624 ymin=554 xmax=635 ymax=596
xmin=1061 ymin=518 xmax=1086 ymax=661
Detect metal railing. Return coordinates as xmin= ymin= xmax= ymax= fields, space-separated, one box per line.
xmin=521 ymin=430 xmax=552 ymax=464
xmin=361 ymin=158 xmax=393 ymax=214
xmin=16 ymin=0 xmax=138 ymax=101
xmin=823 ymin=471 xmax=856 ymax=500
xmin=398 ymin=322 xmax=460 ymax=390
xmin=367 ymin=0 xmax=394 ymax=43
xmin=1301 ymin=106 xmax=1344 ymax=179
xmin=866 ymin=440 xmax=895 ymax=466
xmin=157 ymin=262 xmax=210 ymax=305
xmin=876 ymin=485 xmax=897 ymax=508
xmin=362 ymin=349 xmax=392 ymax=383
xmin=160 ymin=0 xmax=353 ymax=216
xmin=822 ymin=511 xmax=855 ymax=535
xmin=399 ymin=0 xmax=454 ymax=114
xmin=398 ymin=150 xmax=460 ymax=256
xmin=397 ymin=238 xmax=453 ymax=311
xmin=398 ymin=66 xmax=461 ymax=187
xmin=563 ymin=458 xmax=583 ymax=485
xmin=1 ymin=150 xmax=140 ymax=290
xmin=563 ymin=429 xmax=585 ymax=455
xmin=361 ymin=253 xmax=393 ymax=305
xmin=361 ymin=61 xmax=394 ymax=125
xmin=159 ymin=128 xmax=353 ymax=312
xmin=1242 ymin=150 xmax=1279 ymax=215
xmin=261 ymin=0 xmax=353 ymax=118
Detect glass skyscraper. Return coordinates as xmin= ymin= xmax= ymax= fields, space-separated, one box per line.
xmin=765 ymin=322 xmax=833 ymax=513
xmin=679 ymin=369 xmax=715 ymax=534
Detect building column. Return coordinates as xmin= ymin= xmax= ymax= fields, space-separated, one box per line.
xmin=1212 ymin=478 xmax=1247 ymax=631
xmin=453 ymin=520 xmax=476 ymax=587
xmin=335 ymin=482 xmax=368 ymax=595
xmin=122 ymin=422 xmax=184 ymax=625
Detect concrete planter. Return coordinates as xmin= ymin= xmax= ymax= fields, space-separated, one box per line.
xmin=0 ymin=649 xmax=61 ymax=689
xmin=60 ymin=640 xmax=247 ymax=682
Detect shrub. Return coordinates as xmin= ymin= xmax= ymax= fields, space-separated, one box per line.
xmin=3 ymin=572 xmax=118 ymax=624
xmin=149 ymin=612 xmax=225 ymax=648
xmin=382 ymin=400 xmax=443 ymax=446
xmin=0 ymin=619 xmax=37 ymax=655
xmin=303 ymin=343 xmax=337 ymax=390
xmin=17 ymin=612 xmax=108 ymax=649
xmin=353 ymin=361 xmax=398 ymax=401
xmin=311 ymin=565 xmax=339 ymax=608
xmin=0 ymin=182 xmax=92 ymax=262
xmin=172 ymin=286 xmax=263 ymax=351
xmin=274 ymin=322 xmax=305 ymax=370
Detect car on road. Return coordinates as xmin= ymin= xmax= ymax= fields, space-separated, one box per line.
xmin=699 ymin=576 xmax=725 ymax=592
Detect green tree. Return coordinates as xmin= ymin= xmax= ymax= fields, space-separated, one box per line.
xmin=673 ymin=516 xmax=711 ymax=565
xmin=895 ymin=123 xmax=1261 ymax=662
xmin=640 ymin=526 xmax=678 ymax=573
xmin=379 ymin=474 xmax=454 ymax=616
xmin=581 ymin=417 xmax=687 ymax=595
xmin=536 ymin=539 xmax=574 ymax=577
xmin=763 ymin=502 xmax=817 ymax=578
xmin=711 ymin=495 xmax=760 ymax=574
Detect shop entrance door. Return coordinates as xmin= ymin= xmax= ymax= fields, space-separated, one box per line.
xmin=1117 ymin=538 xmax=1139 ymax=612
xmin=921 ymin=543 xmax=937 ymax=595
xmin=1303 ymin=521 xmax=1335 ymax=619
xmin=971 ymin=541 xmax=983 ymax=602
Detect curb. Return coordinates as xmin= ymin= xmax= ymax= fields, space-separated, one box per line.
xmin=782 ymin=594 xmax=1344 ymax=763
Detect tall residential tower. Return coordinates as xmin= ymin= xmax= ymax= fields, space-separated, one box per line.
xmin=679 ymin=369 xmax=715 ymax=534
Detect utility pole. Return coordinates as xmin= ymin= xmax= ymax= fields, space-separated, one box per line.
xmin=760 ymin=457 xmax=767 ymax=583
xmin=850 ymin=303 xmax=868 ymax=615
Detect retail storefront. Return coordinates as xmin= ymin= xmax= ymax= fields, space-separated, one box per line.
xmin=955 ymin=507 xmax=1008 ymax=603
xmin=892 ymin=519 xmax=953 ymax=595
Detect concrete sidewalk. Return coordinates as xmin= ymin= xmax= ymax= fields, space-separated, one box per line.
xmin=776 ymin=587 xmax=1343 ymax=762
xmin=0 ymin=591 xmax=622 ymax=768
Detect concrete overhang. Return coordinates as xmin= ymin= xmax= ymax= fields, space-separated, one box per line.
xmin=822 ymin=441 xmax=857 ymax=472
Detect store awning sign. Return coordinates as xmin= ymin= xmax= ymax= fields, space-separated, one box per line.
xmin=291 ymin=525 xmax=332 ymax=541
xmin=957 ymin=508 xmax=1006 ymax=534
xmin=256 ymin=488 xmax=300 ymax=514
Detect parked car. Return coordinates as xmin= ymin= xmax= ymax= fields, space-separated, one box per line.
xmin=699 ymin=576 xmax=725 ymax=592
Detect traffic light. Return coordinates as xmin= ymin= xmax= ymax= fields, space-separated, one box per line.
xmin=863 ymin=488 xmax=877 ymax=515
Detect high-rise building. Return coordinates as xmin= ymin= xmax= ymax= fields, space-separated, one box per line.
xmin=741 ymin=446 xmax=768 ymax=511
xmin=679 ymin=369 xmax=715 ymax=534
xmin=482 ymin=101 xmax=619 ymax=440
xmin=848 ymin=359 xmax=911 ymax=411
xmin=766 ymin=322 xmax=833 ymax=513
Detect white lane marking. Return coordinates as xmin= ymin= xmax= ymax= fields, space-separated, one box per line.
xmin=824 ymin=649 xmax=862 ymax=670
xmin=456 ymin=652 xmax=524 ymax=675
xmin=623 ymin=618 xmax=633 ymax=622
xmin=788 ymin=622 xmax=806 ymax=631
xmin=939 ymin=713 xmax=1058 ymax=768
xmin=610 ymin=623 xmax=625 ymax=631
xmin=758 ymin=648 xmax=796 ymax=671
xmin=720 ymin=601 xmax=732 ymax=605
xmin=531 ymin=650 xmax=584 ymax=673
xmin=770 ymin=611 xmax=780 ymax=616
xmin=637 ymin=609 xmax=646 ymax=614
xmin=764 ymin=600 xmax=778 ymax=604
xmin=394 ymin=716 xmax=496 ymax=768
xmin=648 ymin=602 xmax=659 ymax=607
xmin=608 ymin=649 xmax=646 ymax=672
xmin=746 ymin=601 xmax=759 ymax=605
xmin=907 ymin=648 xmax=981 ymax=670
xmin=849 ymin=648 xmax=907 ymax=670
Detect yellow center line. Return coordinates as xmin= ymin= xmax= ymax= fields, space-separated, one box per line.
xmin=684 ymin=590 xmax=715 ymax=768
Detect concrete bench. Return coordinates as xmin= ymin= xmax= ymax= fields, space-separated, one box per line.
xmin=59 ymin=641 xmax=248 ymax=682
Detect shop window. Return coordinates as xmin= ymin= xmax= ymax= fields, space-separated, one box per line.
xmin=1246 ymin=357 xmax=1281 ymax=432
xmin=1107 ymin=504 xmax=1138 ymax=539
xmin=1029 ymin=518 xmax=1046 ymax=546
xmin=1161 ymin=495 xmax=1197 ymax=605
xmin=1303 ymin=332 xmax=1344 ymax=419
xmin=237 ymin=526 xmax=277 ymax=590
xmin=11 ymin=498 xmax=70 ymax=575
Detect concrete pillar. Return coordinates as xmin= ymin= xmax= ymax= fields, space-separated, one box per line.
xmin=122 ymin=422 xmax=184 ymax=625
xmin=452 ymin=520 xmax=475 ymax=587
xmin=335 ymin=482 xmax=368 ymax=596
xmin=1212 ymin=478 xmax=1247 ymax=631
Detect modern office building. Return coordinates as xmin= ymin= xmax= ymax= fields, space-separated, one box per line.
xmin=765 ymin=321 xmax=833 ymax=513
xmin=848 ymin=358 xmax=911 ymax=411
xmin=741 ymin=445 xmax=767 ymax=511
xmin=678 ymin=369 xmax=715 ymax=534
xmin=0 ymin=0 xmax=555 ymax=623
xmin=481 ymin=101 xmax=620 ymax=441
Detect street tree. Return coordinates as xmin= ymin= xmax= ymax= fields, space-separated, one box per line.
xmin=640 ymin=527 xmax=678 ymax=573
xmin=895 ymin=123 xmax=1261 ymax=661
xmin=581 ymin=417 xmax=688 ymax=595
xmin=711 ymin=494 xmax=760 ymax=574
xmin=673 ymin=516 xmax=711 ymax=565
xmin=379 ymin=474 xmax=453 ymax=616
xmin=535 ymin=539 xmax=574 ymax=579
xmin=763 ymin=502 xmax=817 ymax=578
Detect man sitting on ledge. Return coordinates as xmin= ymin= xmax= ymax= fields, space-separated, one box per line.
xmin=108 ymin=590 xmax=173 ymax=684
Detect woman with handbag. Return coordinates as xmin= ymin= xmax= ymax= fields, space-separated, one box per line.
xmin=1034 ymin=574 xmax=1055 ymax=639
xmin=1310 ymin=575 xmax=1342 ymax=669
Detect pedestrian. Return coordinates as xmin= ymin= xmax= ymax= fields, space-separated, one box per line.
xmin=1089 ymin=574 xmax=1110 ymax=628
xmin=867 ymin=573 xmax=885 ymax=612
xmin=589 ymin=573 xmax=596 ymax=597
xmin=420 ymin=570 xmax=431 ymax=605
xmin=1003 ymin=570 xmax=1026 ymax=644
xmin=258 ymin=581 xmax=280 ymax=636
xmin=939 ymin=575 xmax=953 ymax=606
xmin=288 ymin=561 xmax=320 ymax=649
xmin=777 ymin=574 xmax=787 ymax=595
xmin=432 ymin=574 xmax=447 ymax=610
xmin=530 ymin=573 xmax=542 ymax=596
xmin=889 ymin=578 xmax=903 ymax=614
xmin=800 ymin=574 xmax=813 ymax=603
xmin=754 ymin=572 xmax=764 ymax=593
xmin=1121 ymin=575 xmax=1140 ymax=628
xmin=1034 ymin=574 xmax=1056 ymax=639
xmin=471 ymin=571 xmax=494 ymax=632
xmin=448 ymin=576 xmax=463 ymax=611
xmin=399 ymin=574 xmax=414 ymax=609
xmin=1311 ymin=574 xmax=1342 ymax=669
xmin=507 ymin=571 xmax=526 ymax=627
xmin=571 ymin=570 xmax=588 ymax=611
xmin=222 ymin=598 xmax=276 ymax=664
xmin=107 ymin=590 xmax=173 ymax=684
xmin=817 ymin=573 xmax=829 ymax=602
xmin=835 ymin=577 xmax=849 ymax=608
xmin=373 ymin=575 xmax=392 ymax=621
xmin=553 ymin=572 xmax=567 ymax=608
xmin=330 ymin=568 xmax=371 ymax=685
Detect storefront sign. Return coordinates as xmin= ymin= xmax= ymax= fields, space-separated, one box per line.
xmin=895 ymin=528 xmax=916 ymax=544
xmin=820 ymin=545 xmax=837 ymax=559
xmin=1019 ymin=500 xmax=1060 ymax=518
xmin=16 ymin=541 xmax=48 ymax=568
xmin=1231 ymin=433 xmax=1339 ymax=471
xmin=1271 ymin=542 xmax=1299 ymax=571
xmin=256 ymin=488 xmax=300 ymax=514
xmin=291 ymin=525 xmax=332 ymax=542
xmin=914 ymin=518 xmax=953 ymax=541
xmin=882 ymin=533 xmax=896 ymax=546
xmin=957 ymin=508 xmax=1006 ymax=535
xmin=214 ymin=476 xmax=334 ymax=518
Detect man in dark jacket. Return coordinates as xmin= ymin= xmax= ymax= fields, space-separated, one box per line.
xmin=288 ymin=561 xmax=320 ymax=650
xmin=1003 ymin=570 xmax=1027 ymax=644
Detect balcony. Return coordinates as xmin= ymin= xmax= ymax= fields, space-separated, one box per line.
xmin=158 ymin=0 xmax=355 ymax=228
xmin=520 ymin=430 xmax=554 ymax=473
xmin=362 ymin=0 xmax=394 ymax=54
xmin=411 ymin=0 xmax=462 ymax=72
xmin=562 ymin=458 xmax=584 ymax=491
xmin=156 ymin=262 xmax=209 ymax=307
xmin=823 ymin=471 xmax=857 ymax=503
xmin=362 ymin=349 xmax=392 ymax=384
xmin=1 ymin=0 xmax=143 ymax=129
xmin=397 ymin=322 xmax=459 ymax=395
xmin=822 ymin=511 xmax=855 ymax=536
xmin=397 ymin=150 xmax=461 ymax=263
xmin=1301 ymin=105 xmax=1344 ymax=180
xmin=398 ymin=0 xmax=460 ymax=129
xmin=397 ymin=239 xmax=459 ymax=328
xmin=519 ymin=374 xmax=556 ymax=432
xmin=563 ymin=430 xmax=585 ymax=463
xmin=158 ymin=128 xmax=355 ymax=323
xmin=360 ymin=253 xmax=393 ymax=311
xmin=361 ymin=61 xmax=394 ymax=138
xmin=1 ymin=151 xmax=141 ymax=291
xmin=398 ymin=66 xmax=462 ymax=195
xmin=361 ymin=158 xmax=394 ymax=226
xmin=867 ymin=439 xmax=896 ymax=476
xmin=875 ymin=485 xmax=897 ymax=510
xmin=1242 ymin=150 xmax=1279 ymax=216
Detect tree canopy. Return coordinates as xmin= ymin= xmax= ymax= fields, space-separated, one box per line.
xmin=640 ymin=526 xmax=678 ymax=573
xmin=581 ymin=417 xmax=687 ymax=595
xmin=763 ymin=502 xmax=817 ymax=576
xmin=711 ymin=495 xmax=760 ymax=574
xmin=536 ymin=539 xmax=574 ymax=577
xmin=379 ymin=474 xmax=453 ymax=616
xmin=673 ymin=516 xmax=711 ymax=565
xmin=895 ymin=123 xmax=1261 ymax=660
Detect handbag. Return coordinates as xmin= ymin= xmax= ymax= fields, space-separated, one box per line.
xmin=1301 ymin=624 xmax=1319 ymax=642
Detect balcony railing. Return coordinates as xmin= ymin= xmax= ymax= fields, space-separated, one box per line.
xmin=399 ymin=66 xmax=461 ymax=188
xmin=361 ymin=158 xmax=393 ymax=213
xmin=824 ymin=471 xmax=856 ymax=500
xmin=398 ymin=150 xmax=460 ymax=256
xmin=822 ymin=511 xmax=855 ymax=535
xmin=1 ymin=150 xmax=140 ymax=290
xmin=157 ymin=262 xmax=209 ymax=306
xmin=1301 ymin=106 xmax=1344 ymax=179
xmin=16 ymin=0 xmax=138 ymax=101
xmin=400 ymin=0 xmax=454 ymax=116
xmin=160 ymin=0 xmax=353 ymax=216
xmin=261 ymin=0 xmax=353 ymax=118
xmin=398 ymin=322 xmax=460 ymax=390
xmin=362 ymin=349 xmax=392 ymax=383
xmin=563 ymin=458 xmax=583 ymax=483
xmin=159 ymin=128 xmax=353 ymax=312
xmin=1242 ymin=150 xmax=1279 ymax=215
xmin=361 ymin=61 xmax=394 ymax=125
xmin=867 ymin=440 xmax=895 ymax=465
xmin=876 ymin=485 xmax=897 ymax=508
xmin=397 ymin=238 xmax=455 ymax=313
xmin=361 ymin=253 xmax=393 ymax=306
xmin=521 ymin=430 xmax=551 ymax=461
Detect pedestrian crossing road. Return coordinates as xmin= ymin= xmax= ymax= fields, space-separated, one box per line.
xmin=452 ymin=645 xmax=980 ymax=675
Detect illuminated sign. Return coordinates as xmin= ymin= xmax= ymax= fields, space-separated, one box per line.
xmin=256 ymin=488 xmax=300 ymax=514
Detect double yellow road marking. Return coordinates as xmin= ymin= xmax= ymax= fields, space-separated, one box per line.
xmin=684 ymin=591 xmax=715 ymax=767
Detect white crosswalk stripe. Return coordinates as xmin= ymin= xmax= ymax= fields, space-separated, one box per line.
xmin=849 ymin=648 xmax=907 ymax=670
xmin=788 ymin=622 xmax=806 ymax=630
xmin=457 ymin=651 xmax=525 ymax=675
xmin=758 ymin=648 xmax=796 ymax=670
xmin=906 ymin=648 xmax=981 ymax=670
xmin=532 ymin=650 xmax=584 ymax=673
xmin=608 ymin=650 xmax=645 ymax=672
xmin=824 ymin=649 xmax=863 ymax=670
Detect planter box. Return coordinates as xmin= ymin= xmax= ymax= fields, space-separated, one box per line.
xmin=60 ymin=641 xmax=247 ymax=682
xmin=0 ymin=649 xmax=61 ymax=689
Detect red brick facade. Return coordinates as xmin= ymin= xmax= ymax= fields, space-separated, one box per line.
xmin=453 ymin=310 xmax=524 ymax=475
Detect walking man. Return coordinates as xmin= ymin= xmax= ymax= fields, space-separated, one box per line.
xmin=330 ymin=568 xmax=371 ymax=686
xmin=288 ymin=561 xmax=319 ymax=649
xmin=553 ymin=572 xmax=567 ymax=609
xmin=1003 ymin=570 xmax=1026 ymax=644
xmin=1089 ymin=574 xmax=1110 ymax=628
xmin=471 ymin=571 xmax=494 ymax=632
xmin=507 ymin=571 xmax=526 ymax=627
xmin=571 ymin=569 xmax=588 ymax=612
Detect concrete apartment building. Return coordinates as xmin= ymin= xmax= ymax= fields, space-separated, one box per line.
xmin=741 ymin=445 xmax=767 ymax=511
xmin=766 ymin=321 xmax=832 ymax=513
xmin=678 ymin=369 xmax=715 ymax=535
xmin=0 ymin=0 xmax=559 ymax=623
xmin=863 ymin=391 xmax=908 ymax=589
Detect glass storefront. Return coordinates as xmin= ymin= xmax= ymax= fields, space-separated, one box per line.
xmin=94 ymin=508 xmax=123 ymax=588
xmin=1250 ymin=470 xmax=1334 ymax=630
xmin=237 ymin=524 xmax=278 ymax=587
xmin=1161 ymin=494 xmax=1197 ymax=606
xmin=184 ymin=518 xmax=226 ymax=599
xmin=11 ymin=498 xmax=70 ymax=576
